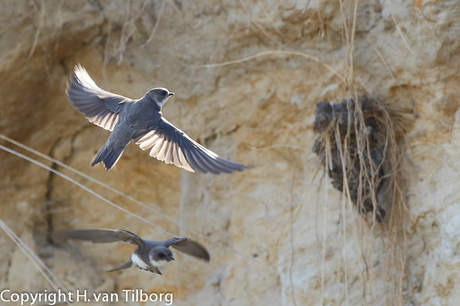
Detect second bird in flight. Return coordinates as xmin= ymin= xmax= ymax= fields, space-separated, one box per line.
xmin=58 ymin=228 xmax=210 ymax=275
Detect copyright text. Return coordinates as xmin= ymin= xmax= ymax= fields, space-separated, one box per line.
xmin=0 ymin=289 xmax=173 ymax=305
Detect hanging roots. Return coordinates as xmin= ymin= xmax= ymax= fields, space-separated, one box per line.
xmin=313 ymin=97 xmax=412 ymax=222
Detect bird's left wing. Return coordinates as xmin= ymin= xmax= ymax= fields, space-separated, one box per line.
xmin=164 ymin=237 xmax=210 ymax=262
xmin=133 ymin=117 xmax=249 ymax=174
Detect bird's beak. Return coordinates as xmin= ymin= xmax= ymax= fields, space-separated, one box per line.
xmin=168 ymin=92 xmax=175 ymax=96
xmin=169 ymin=256 xmax=175 ymax=261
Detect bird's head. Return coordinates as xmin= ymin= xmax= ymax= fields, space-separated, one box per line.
xmin=146 ymin=87 xmax=175 ymax=108
xmin=150 ymin=246 xmax=175 ymax=266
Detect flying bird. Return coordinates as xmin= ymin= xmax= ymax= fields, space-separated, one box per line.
xmin=58 ymin=228 xmax=210 ymax=275
xmin=66 ymin=65 xmax=249 ymax=173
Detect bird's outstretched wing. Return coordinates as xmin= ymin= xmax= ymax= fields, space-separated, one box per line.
xmin=66 ymin=65 xmax=134 ymax=131
xmin=58 ymin=228 xmax=145 ymax=247
xmin=134 ymin=117 xmax=249 ymax=174
xmin=164 ymin=237 xmax=210 ymax=262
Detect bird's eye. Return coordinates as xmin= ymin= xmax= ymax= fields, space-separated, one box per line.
xmin=158 ymin=253 xmax=166 ymax=258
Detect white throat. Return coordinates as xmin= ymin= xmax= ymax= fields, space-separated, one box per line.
xmin=156 ymin=96 xmax=171 ymax=108
xmin=149 ymin=253 xmax=167 ymax=267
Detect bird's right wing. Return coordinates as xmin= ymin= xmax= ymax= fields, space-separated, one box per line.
xmin=134 ymin=117 xmax=249 ymax=174
xmin=66 ymin=65 xmax=134 ymax=131
xmin=57 ymin=228 xmax=145 ymax=247
xmin=165 ymin=237 xmax=210 ymax=262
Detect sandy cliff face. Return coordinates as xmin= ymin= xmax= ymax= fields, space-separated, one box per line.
xmin=1 ymin=0 xmax=460 ymax=305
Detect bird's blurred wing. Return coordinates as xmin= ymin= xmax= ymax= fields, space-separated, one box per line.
xmin=165 ymin=237 xmax=210 ymax=262
xmin=58 ymin=228 xmax=145 ymax=247
xmin=66 ymin=65 xmax=134 ymax=131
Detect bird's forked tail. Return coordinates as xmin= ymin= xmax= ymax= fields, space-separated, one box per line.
xmin=91 ymin=144 xmax=125 ymax=170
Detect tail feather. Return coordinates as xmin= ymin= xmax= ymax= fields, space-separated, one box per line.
xmin=91 ymin=145 xmax=125 ymax=170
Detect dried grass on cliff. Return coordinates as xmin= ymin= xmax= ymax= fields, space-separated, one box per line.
xmin=311 ymin=1 xmax=413 ymax=304
xmin=313 ymin=95 xmax=413 ymax=304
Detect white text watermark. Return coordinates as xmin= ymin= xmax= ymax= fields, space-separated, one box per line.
xmin=0 ymin=289 xmax=173 ymax=305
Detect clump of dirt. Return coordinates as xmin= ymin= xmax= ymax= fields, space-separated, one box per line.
xmin=313 ymin=97 xmax=411 ymax=222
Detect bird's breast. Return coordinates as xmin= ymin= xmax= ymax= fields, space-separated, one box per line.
xmin=131 ymin=252 xmax=150 ymax=270
xmin=126 ymin=102 xmax=161 ymax=128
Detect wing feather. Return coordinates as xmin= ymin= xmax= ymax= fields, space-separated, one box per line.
xmin=57 ymin=228 xmax=145 ymax=247
xmin=133 ymin=117 xmax=248 ymax=174
xmin=66 ymin=65 xmax=134 ymax=131
xmin=133 ymin=116 xmax=248 ymax=174
xmin=164 ymin=237 xmax=210 ymax=262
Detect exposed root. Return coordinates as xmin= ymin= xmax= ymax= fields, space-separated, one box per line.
xmin=0 ymin=220 xmax=72 ymax=305
xmin=202 ymin=50 xmax=346 ymax=84
xmin=141 ymin=0 xmax=167 ymax=48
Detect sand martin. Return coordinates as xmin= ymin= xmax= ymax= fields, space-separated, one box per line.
xmin=66 ymin=65 xmax=249 ymax=173
xmin=58 ymin=228 xmax=210 ymax=275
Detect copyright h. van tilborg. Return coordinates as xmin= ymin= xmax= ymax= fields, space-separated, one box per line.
xmin=0 ymin=289 xmax=174 ymax=305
